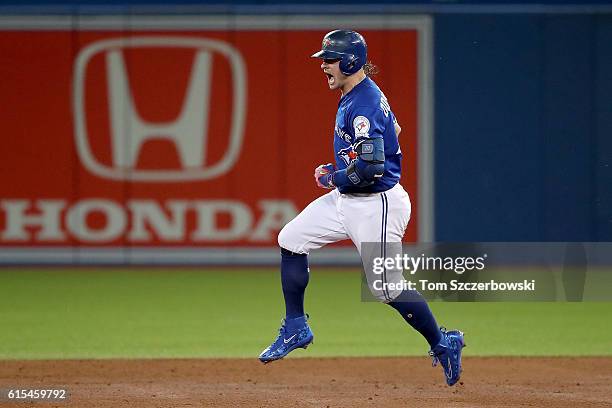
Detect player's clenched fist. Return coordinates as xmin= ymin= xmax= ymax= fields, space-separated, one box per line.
xmin=314 ymin=163 xmax=335 ymax=189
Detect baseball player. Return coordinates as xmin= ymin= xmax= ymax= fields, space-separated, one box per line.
xmin=258 ymin=30 xmax=465 ymax=386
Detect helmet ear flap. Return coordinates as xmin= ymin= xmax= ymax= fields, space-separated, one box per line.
xmin=347 ymin=55 xmax=356 ymax=70
xmin=341 ymin=54 xmax=358 ymax=75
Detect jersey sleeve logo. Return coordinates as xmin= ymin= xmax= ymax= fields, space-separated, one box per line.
xmin=337 ymin=145 xmax=357 ymax=166
xmin=353 ymin=116 xmax=370 ymax=138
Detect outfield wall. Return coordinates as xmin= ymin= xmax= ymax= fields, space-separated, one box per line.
xmin=0 ymin=15 xmax=430 ymax=265
xmin=434 ymin=13 xmax=612 ymax=242
xmin=1 ymin=3 xmax=611 ymax=264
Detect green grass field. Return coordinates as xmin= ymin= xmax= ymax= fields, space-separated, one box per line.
xmin=0 ymin=268 xmax=610 ymax=359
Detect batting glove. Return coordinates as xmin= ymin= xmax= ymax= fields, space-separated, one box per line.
xmin=314 ymin=163 xmax=336 ymax=189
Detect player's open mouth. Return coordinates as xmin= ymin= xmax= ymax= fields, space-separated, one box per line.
xmin=326 ymin=73 xmax=335 ymax=85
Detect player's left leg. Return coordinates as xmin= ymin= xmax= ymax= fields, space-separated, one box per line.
xmin=342 ymin=183 xmax=465 ymax=386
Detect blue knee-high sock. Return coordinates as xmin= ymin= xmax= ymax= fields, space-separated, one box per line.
xmin=280 ymin=247 xmax=309 ymax=319
xmin=388 ymin=290 xmax=442 ymax=347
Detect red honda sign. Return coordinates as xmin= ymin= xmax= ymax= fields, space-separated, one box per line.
xmin=0 ymin=16 xmax=430 ymax=262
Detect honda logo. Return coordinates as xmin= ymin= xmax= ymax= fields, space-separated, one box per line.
xmin=72 ymin=36 xmax=247 ymax=182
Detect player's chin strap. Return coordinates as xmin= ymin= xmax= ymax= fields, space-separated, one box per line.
xmin=345 ymin=137 xmax=385 ymax=187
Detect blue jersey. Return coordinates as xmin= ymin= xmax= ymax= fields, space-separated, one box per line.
xmin=333 ymin=77 xmax=402 ymax=194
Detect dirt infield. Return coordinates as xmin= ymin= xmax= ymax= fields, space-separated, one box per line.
xmin=0 ymin=357 xmax=611 ymax=407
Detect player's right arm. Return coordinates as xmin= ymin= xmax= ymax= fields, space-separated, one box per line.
xmin=314 ymin=136 xmax=385 ymax=189
xmin=314 ymin=106 xmax=390 ymax=189
xmin=330 ymin=136 xmax=385 ymax=188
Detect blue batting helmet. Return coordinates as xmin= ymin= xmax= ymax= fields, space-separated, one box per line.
xmin=311 ymin=30 xmax=367 ymax=76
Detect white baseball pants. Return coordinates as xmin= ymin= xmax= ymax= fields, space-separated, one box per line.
xmin=278 ymin=183 xmax=412 ymax=302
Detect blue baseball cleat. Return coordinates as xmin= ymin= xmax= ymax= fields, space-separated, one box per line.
xmin=259 ymin=314 xmax=314 ymax=364
xmin=429 ymin=327 xmax=466 ymax=386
